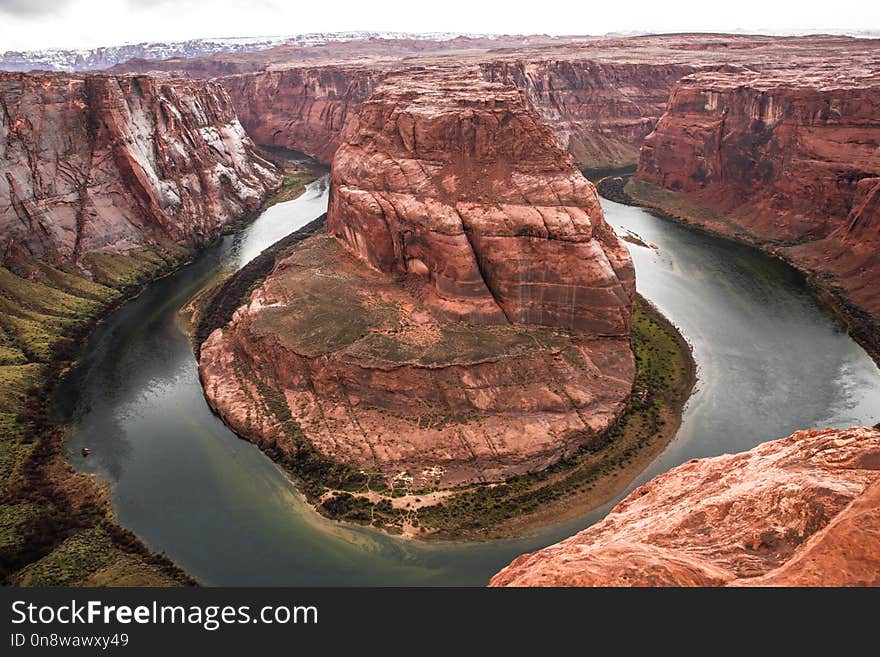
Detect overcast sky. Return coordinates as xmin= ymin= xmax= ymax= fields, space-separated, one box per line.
xmin=1 ymin=0 xmax=878 ymax=51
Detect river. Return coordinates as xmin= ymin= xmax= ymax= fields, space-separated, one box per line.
xmin=53 ymin=177 xmax=880 ymax=585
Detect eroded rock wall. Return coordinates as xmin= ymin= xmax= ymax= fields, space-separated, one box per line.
xmin=636 ymin=69 xmax=880 ymax=327
xmin=220 ymin=66 xmax=382 ymax=164
xmin=327 ymin=66 xmax=635 ymax=335
xmin=0 ymin=72 xmax=280 ymax=269
xmin=481 ymin=60 xmax=698 ymax=169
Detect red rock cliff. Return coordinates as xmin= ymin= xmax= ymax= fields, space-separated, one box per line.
xmin=491 ymin=426 xmax=880 ymax=586
xmin=220 ymin=66 xmax=381 ymax=164
xmin=328 ymin=67 xmax=635 ymax=334
xmin=636 ymin=69 xmax=880 ymax=336
xmin=0 ymin=72 xmax=280 ymax=269
xmin=481 ymin=60 xmax=698 ymax=169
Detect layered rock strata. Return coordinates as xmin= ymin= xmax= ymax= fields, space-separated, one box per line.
xmin=481 ymin=60 xmax=699 ymax=169
xmin=491 ymin=427 xmax=880 ymax=586
xmin=199 ymin=68 xmax=636 ymax=489
xmin=0 ymin=72 xmax=280 ymax=270
xmin=636 ymin=69 xmax=880 ymax=338
xmin=327 ymin=67 xmax=635 ymax=334
xmin=220 ymin=66 xmax=382 ymax=164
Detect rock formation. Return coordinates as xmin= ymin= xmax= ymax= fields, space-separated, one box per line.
xmin=328 ymin=67 xmax=635 ymax=333
xmin=221 ymin=66 xmax=381 ymax=164
xmin=481 ymin=60 xmax=699 ymax=169
xmin=635 ymin=69 xmax=880 ymax=349
xmin=638 ymin=69 xmax=880 ymax=244
xmin=0 ymin=72 xmax=280 ymax=270
xmin=490 ymin=426 xmax=880 ymax=586
xmin=199 ymin=67 xmax=636 ymax=489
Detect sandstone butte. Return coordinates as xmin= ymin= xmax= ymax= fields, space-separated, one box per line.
xmin=490 ymin=426 xmax=880 ymax=586
xmin=198 ymin=67 xmax=637 ymax=489
xmin=0 ymin=72 xmax=280 ymax=271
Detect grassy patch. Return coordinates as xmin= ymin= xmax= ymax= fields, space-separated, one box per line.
xmin=252 ymin=275 xmax=377 ymax=357
xmin=9 ymin=525 xmax=186 ymax=587
xmin=265 ymin=170 xmax=315 ymax=207
xmin=82 ymin=248 xmax=184 ymax=289
xmin=624 ymin=178 xmax=755 ymax=239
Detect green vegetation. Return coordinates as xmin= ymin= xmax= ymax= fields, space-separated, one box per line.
xmin=265 ymin=168 xmax=317 ymax=207
xmin=2 ymin=159 xmax=323 ymax=585
xmin=83 ymin=246 xmax=185 ymax=289
xmin=0 ymin=253 xmax=196 ymax=586
xmin=11 ymin=525 xmax=183 ymax=587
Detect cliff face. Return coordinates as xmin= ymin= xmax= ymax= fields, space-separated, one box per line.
xmin=481 ymin=60 xmax=698 ymax=169
xmin=0 ymin=71 xmax=279 ymax=587
xmin=491 ymin=427 xmax=880 ymax=586
xmin=0 ymin=72 xmax=280 ymax=269
xmin=199 ymin=68 xmax=636 ymax=490
xmin=636 ymin=69 xmax=880 ymax=325
xmin=219 ymin=59 xmax=697 ymax=172
xmin=220 ymin=67 xmax=381 ymax=164
xmin=328 ymin=67 xmax=635 ymax=334
xmin=639 ymin=70 xmax=880 ymax=243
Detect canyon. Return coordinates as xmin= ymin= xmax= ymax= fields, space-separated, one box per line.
xmin=1 ymin=32 xmax=878 ymax=585
xmin=490 ymin=426 xmax=880 ymax=586
xmin=198 ymin=67 xmax=638 ymax=496
xmin=633 ymin=67 xmax=880 ymax=358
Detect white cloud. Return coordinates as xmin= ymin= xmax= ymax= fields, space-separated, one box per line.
xmin=0 ymin=0 xmax=878 ymax=51
xmin=0 ymin=0 xmax=70 ymax=15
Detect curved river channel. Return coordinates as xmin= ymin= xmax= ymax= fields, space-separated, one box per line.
xmin=54 ymin=176 xmax=880 ymax=585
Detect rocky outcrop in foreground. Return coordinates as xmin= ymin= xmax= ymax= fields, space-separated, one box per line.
xmin=199 ymin=68 xmax=636 ymax=489
xmin=491 ymin=427 xmax=880 ymax=586
xmin=0 ymin=72 xmax=280 ymax=270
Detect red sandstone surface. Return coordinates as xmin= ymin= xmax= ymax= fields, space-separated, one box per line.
xmin=0 ymin=72 xmax=280 ymax=270
xmin=221 ymin=66 xmax=381 ymax=164
xmin=199 ymin=68 xmax=636 ymax=488
xmin=328 ymin=67 xmax=635 ymax=333
xmin=490 ymin=427 xmax=880 ymax=586
xmin=480 ymin=60 xmax=701 ymax=169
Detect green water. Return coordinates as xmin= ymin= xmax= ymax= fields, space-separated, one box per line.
xmin=54 ymin=180 xmax=880 ymax=585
